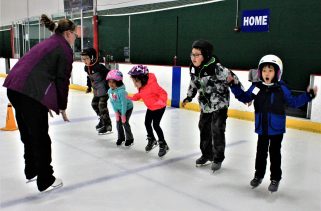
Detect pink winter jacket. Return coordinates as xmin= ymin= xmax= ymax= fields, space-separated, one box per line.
xmin=128 ymin=73 xmax=167 ymax=111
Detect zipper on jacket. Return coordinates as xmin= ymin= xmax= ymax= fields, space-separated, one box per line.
xmin=45 ymin=82 xmax=53 ymax=95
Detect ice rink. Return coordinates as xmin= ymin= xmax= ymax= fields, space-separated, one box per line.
xmin=0 ymin=78 xmax=320 ymax=211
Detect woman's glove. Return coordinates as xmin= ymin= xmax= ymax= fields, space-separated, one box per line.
xmin=60 ymin=110 xmax=70 ymax=122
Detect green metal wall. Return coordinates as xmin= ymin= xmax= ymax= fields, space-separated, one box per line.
xmin=0 ymin=29 xmax=12 ymax=58
xmin=98 ymin=0 xmax=321 ymax=90
xmin=99 ymin=16 xmax=129 ymax=62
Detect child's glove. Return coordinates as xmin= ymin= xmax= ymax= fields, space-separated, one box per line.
xmin=307 ymin=86 xmax=318 ymax=99
xmin=115 ymin=112 xmax=120 ymax=122
xmin=121 ymin=115 xmax=126 ymax=124
xmin=86 ymin=87 xmax=92 ymax=93
xmin=182 ymin=97 xmax=192 ymax=108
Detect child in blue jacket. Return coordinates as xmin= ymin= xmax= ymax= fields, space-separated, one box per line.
xmin=230 ymin=55 xmax=317 ymax=192
xmin=106 ymin=70 xmax=134 ymax=146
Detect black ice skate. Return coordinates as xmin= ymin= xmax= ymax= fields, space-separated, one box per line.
xmin=116 ymin=139 xmax=124 ymax=146
xmin=268 ymin=180 xmax=280 ymax=193
xmin=125 ymin=139 xmax=134 ymax=147
xmin=26 ymin=176 xmax=37 ymax=183
xmin=98 ymin=126 xmax=108 ymax=135
xmin=95 ymin=118 xmax=104 ymax=130
xmin=250 ymin=177 xmax=262 ymax=188
xmin=195 ymin=156 xmax=212 ymax=167
xmin=211 ymin=162 xmax=222 ymax=172
xmin=158 ymin=140 xmax=169 ymax=157
xmin=41 ymin=178 xmax=63 ymax=192
xmin=145 ymin=137 xmax=158 ymax=152
xmin=106 ymin=125 xmax=112 ymax=132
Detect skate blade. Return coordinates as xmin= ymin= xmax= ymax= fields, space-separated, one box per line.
xmin=42 ymin=183 xmax=63 ymax=193
xmin=26 ymin=178 xmax=37 ymax=183
xmin=195 ymin=162 xmax=211 ymax=167
xmin=145 ymin=145 xmax=158 ymax=153
xmin=125 ymin=143 xmax=134 ymax=148
xmin=98 ymin=131 xmax=113 ymax=135
xmin=158 ymin=149 xmax=170 ymax=158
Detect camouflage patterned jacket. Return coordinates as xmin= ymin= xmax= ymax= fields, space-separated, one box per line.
xmin=184 ymin=57 xmax=240 ymax=113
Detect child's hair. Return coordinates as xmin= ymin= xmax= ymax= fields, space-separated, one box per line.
xmin=40 ymin=14 xmax=76 ymax=34
xmin=81 ymin=48 xmax=97 ymax=64
xmin=130 ymin=74 xmax=149 ymax=87
xmin=115 ymin=80 xmax=124 ymax=87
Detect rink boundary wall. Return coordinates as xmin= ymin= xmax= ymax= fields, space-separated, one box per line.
xmin=1 ymin=59 xmax=320 ymax=133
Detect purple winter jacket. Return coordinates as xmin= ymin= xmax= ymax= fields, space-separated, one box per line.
xmin=3 ymin=34 xmax=73 ymax=114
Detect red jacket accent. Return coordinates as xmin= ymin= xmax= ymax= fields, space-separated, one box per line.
xmin=128 ymin=73 xmax=167 ymax=111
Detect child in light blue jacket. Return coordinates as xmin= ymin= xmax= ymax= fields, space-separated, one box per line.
xmin=106 ymin=70 xmax=134 ymax=146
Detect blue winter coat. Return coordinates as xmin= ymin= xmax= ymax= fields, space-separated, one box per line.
xmin=108 ymin=85 xmax=133 ymax=116
xmin=230 ymin=81 xmax=312 ymax=135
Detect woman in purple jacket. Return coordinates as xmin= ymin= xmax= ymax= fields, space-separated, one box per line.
xmin=3 ymin=14 xmax=76 ymax=192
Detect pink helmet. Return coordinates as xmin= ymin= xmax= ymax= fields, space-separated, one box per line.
xmin=106 ymin=69 xmax=123 ymax=81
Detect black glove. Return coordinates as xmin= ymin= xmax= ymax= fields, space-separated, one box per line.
xmin=308 ymin=89 xmax=316 ymax=99
xmin=183 ymin=97 xmax=192 ymax=103
xmin=86 ymin=87 xmax=92 ymax=93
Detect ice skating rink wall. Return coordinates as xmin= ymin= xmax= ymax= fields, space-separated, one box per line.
xmin=1 ymin=58 xmax=321 ymax=131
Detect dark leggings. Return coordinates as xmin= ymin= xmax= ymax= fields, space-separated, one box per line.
xmin=7 ymin=89 xmax=55 ymax=191
xmin=144 ymin=107 xmax=166 ymax=141
xmin=255 ymin=134 xmax=283 ymax=181
xmin=91 ymin=95 xmax=111 ymax=126
xmin=198 ymin=108 xmax=228 ymax=163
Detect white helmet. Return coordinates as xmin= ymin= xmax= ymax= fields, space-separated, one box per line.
xmin=258 ymin=55 xmax=283 ymax=81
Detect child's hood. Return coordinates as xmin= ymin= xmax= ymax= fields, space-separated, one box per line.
xmin=112 ymin=85 xmax=125 ymax=92
xmin=147 ymin=73 xmax=157 ymax=85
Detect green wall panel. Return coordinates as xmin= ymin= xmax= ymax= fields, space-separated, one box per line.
xmin=99 ymin=16 xmax=129 ymax=62
xmin=0 ymin=30 xmax=12 ymax=58
xmin=99 ymin=0 xmax=320 ymax=90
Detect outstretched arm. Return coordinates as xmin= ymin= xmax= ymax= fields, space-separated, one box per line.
xmin=281 ymin=85 xmax=317 ymax=108
xmin=230 ymin=83 xmax=256 ymax=104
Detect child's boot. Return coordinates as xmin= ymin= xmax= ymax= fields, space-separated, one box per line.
xmin=250 ymin=176 xmax=263 ymax=188
xmin=158 ymin=140 xmax=169 ymax=157
xmin=145 ymin=137 xmax=158 ymax=152
xmin=125 ymin=139 xmax=134 ymax=147
xmin=268 ymin=180 xmax=280 ymax=193
xmin=95 ymin=118 xmax=104 ymax=130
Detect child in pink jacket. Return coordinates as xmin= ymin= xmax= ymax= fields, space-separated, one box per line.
xmin=128 ymin=65 xmax=169 ymax=157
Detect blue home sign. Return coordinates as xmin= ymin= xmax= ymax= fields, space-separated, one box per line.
xmin=241 ymin=9 xmax=270 ymax=32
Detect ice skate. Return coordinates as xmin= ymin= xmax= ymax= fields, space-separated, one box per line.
xmin=98 ymin=125 xmax=112 ymax=135
xmin=250 ymin=177 xmax=262 ymax=188
xmin=95 ymin=118 xmax=104 ymax=130
xmin=106 ymin=125 xmax=112 ymax=132
xmin=41 ymin=178 xmax=63 ymax=192
xmin=211 ymin=162 xmax=222 ymax=173
xmin=125 ymin=139 xmax=134 ymax=147
xmin=116 ymin=139 xmax=124 ymax=146
xmin=145 ymin=137 xmax=158 ymax=152
xmin=98 ymin=126 xmax=108 ymax=135
xmin=268 ymin=180 xmax=280 ymax=193
xmin=158 ymin=141 xmax=169 ymax=157
xmin=195 ymin=156 xmax=212 ymax=167
xmin=26 ymin=176 xmax=37 ymax=183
